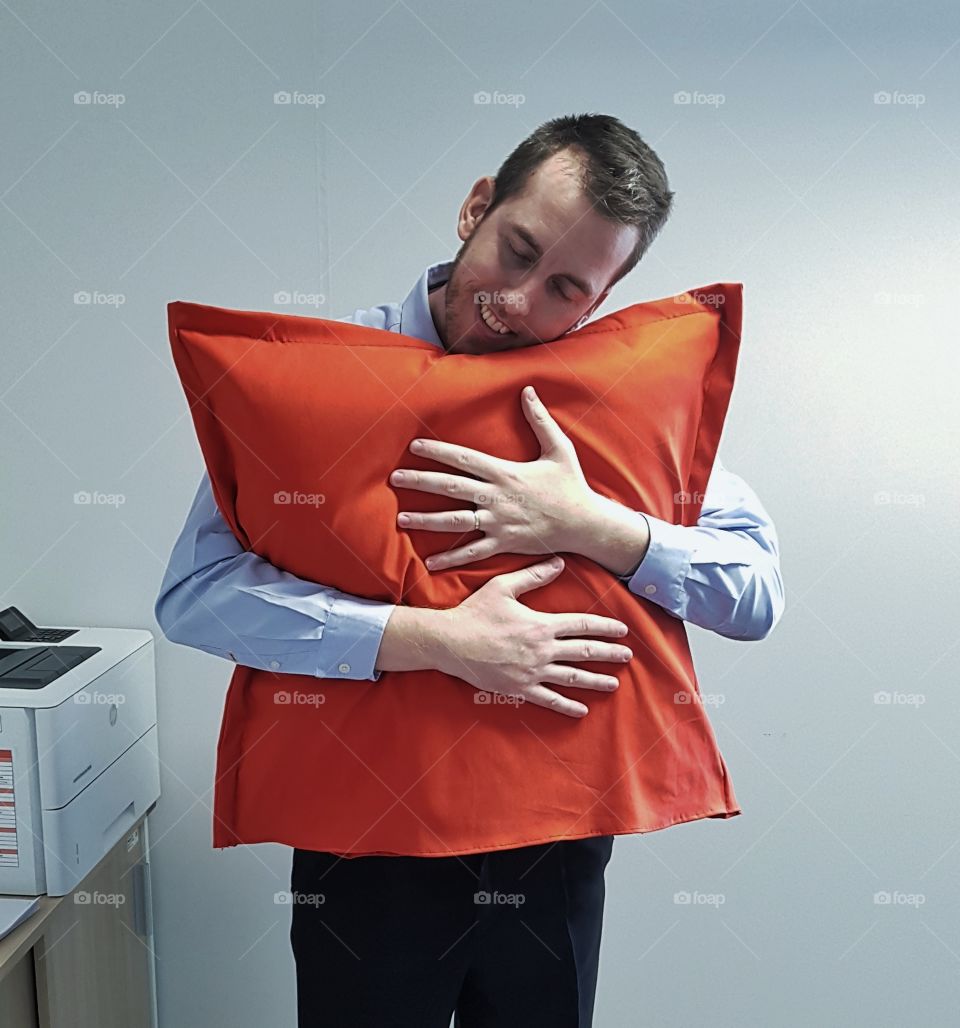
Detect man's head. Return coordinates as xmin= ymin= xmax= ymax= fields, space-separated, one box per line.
xmin=430 ymin=113 xmax=674 ymax=355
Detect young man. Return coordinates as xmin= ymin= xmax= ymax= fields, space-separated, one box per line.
xmin=156 ymin=113 xmax=783 ymax=1027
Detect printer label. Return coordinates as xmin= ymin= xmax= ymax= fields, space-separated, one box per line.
xmin=0 ymin=749 xmax=18 ymax=867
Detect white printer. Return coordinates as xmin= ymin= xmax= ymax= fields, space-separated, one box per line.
xmin=0 ymin=623 xmax=160 ymax=896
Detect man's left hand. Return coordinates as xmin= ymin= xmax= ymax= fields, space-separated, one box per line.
xmin=390 ymin=385 xmax=600 ymax=571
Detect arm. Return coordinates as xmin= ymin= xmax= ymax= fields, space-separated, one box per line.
xmin=584 ymin=458 xmax=784 ymax=641
xmin=154 ymin=470 xmax=396 ymax=679
xmin=154 ymin=475 xmax=630 ymax=715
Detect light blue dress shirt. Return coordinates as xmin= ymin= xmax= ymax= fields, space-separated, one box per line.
xmin=155 ymin=261 xmax=784 ymax=680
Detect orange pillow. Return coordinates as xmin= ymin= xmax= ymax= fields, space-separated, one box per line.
xmin=167 ymin=283 xmax=744 ymax=855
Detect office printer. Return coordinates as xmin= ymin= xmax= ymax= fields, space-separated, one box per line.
xmin=0 ymin=627 xmax=160 ymax=896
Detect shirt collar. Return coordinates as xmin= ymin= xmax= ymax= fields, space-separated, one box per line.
xmin=398 ymin=260 xmax=454 ymax=351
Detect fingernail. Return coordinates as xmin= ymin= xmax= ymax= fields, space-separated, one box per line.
xmin=397 ymin=514 xmax=411 ymax=526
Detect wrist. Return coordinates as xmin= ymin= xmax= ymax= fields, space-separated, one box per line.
xmin=376 ymin=604 xmax=456 ymax=674
xmin=573 ymin=490 xmax=651 ymax=576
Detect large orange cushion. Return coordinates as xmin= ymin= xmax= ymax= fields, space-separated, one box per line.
xmin=167 ymin=283 xmax=744 ymax=856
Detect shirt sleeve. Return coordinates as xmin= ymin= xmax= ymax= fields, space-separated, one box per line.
xmin=620 ymin=457 xmax=785 ymax=641
xmin=153 ymin=470 xmax=397 ymax=680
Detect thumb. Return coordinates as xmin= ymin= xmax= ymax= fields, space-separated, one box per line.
xmin=499 ymin=556 xmax=565 ymax=598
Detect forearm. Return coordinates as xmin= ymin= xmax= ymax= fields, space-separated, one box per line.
xmin=375 ymin=604 xmax=453 ymax=673
xmin=564 ymin=491 xmax=651 ymax=577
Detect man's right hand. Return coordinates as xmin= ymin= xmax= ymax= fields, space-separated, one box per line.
xmin=430 ymin=556 xmax=632 ymax=718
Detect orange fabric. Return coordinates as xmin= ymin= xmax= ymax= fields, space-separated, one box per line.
xmin=167 ymin=283 xmax=744 ymax=856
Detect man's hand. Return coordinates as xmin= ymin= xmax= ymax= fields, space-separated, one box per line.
xmin=393 ymin=385 xmax=598 ymax=568
xmin=391 ymin=385 xmax=651 ymax=576
xmin=377 ymin=556 xmax=633 ymax=719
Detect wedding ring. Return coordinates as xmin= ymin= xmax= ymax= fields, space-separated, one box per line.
xmin=473 ymin=509 xmax=481 ymax=532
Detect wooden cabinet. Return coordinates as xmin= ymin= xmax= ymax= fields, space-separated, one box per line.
xmin=0 ymin=813 xmax=156 ymax=1028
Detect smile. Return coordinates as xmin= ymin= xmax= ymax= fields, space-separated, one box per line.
xmin=479 ymin=301 xmax=513 ymax=335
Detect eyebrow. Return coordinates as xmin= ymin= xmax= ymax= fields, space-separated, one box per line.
xmin=509 ymin=223 xmax=594 ymax=296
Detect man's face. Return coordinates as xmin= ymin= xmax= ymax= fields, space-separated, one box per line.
xmin=429 ymin=150 xmax=640 ymax=355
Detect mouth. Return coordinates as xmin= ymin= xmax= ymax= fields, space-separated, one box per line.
xmin=477 ymin=300 xmax=516 ymax=340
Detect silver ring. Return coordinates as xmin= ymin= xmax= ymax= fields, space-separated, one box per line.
xmin=473 ymin=508 xmax=481 ymax=532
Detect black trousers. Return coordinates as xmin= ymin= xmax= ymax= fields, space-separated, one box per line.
xmin=290 ymin=834 xmax=615 ymax=1027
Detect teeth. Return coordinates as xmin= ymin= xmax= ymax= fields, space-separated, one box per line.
xmin=480 ymin=301 xmax=511 ymax=334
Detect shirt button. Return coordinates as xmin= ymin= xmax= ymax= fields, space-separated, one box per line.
xmin=644 ymin=584 xmax=657 ymax=595
xmin=269 ymin=660 xmax=280 ymax=670
xmin=338 ymin=662 xmax=351 ymax=673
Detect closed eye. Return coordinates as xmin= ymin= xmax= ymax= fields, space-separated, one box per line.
xmin=509 ymin=246 xmax=572 ymax=301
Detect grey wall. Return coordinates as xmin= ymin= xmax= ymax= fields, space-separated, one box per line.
xmin=2 ymin=1 xmax=958 ymax=1025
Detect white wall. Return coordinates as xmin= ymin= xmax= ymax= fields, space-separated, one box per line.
xmin=2 ymin=1 xmax=958 ymax=1024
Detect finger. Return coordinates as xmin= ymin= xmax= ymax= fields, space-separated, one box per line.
xmin=498 ymin=556 xmax=565 ymax=597
xmin=551 ymin=613 xmax=630 ymax=639
xmin=522 ymin=684 xmax=589 ymax=718
xmin=390 ymin=469 xmax=487 ymax=502
xmin=540 ymin=665 xmax=622 ymax=692
xmin=521 ymin=385 xmax=570 ymax=456
xmin=408 ymin=437 xmax=505 ymax=481
xmin=397 ymin=509 xmax=480 ymax=534
xmin=425 ymin=536 xmax=500 ymax=571
xmin=549 ymin=640 xmax=633 ymax=664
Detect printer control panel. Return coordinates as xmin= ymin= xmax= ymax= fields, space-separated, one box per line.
xmin=0 ymin=606 xmax=77 ymax=644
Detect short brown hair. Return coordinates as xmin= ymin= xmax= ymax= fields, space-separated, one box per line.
xmin=484 ymin=113 xmax=674 ymax=292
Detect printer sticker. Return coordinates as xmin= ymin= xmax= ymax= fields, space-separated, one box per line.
xmin=0 ymin=749 xmax=19 ymax=867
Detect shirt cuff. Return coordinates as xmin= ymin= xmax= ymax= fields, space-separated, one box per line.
xmin=622 ymin=512 xmax=695 ymax=617
xmin=315 ymin=594 xmax=397 ymax=682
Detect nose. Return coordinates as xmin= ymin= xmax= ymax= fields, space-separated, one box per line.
xmin=501 ymin=287 xmax=530 ymax=323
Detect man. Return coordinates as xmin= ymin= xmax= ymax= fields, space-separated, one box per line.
xmin=156 ymin=113 xmax=783 ymax=1027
